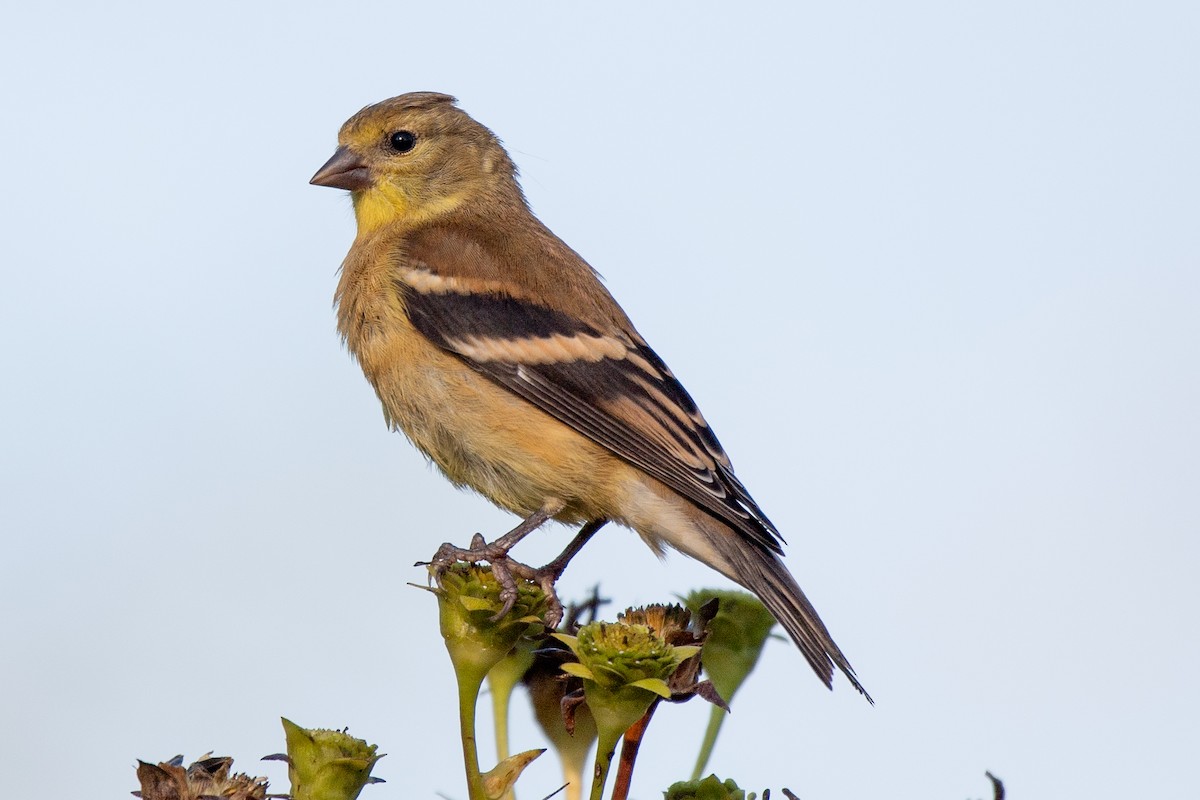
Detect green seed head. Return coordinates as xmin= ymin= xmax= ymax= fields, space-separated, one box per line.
xmin=434 ymin=564 xmax=549 ymax=677
xmin=663 ymin=774 xmax=749 ymax=800
xmin=573 ymin=621 xmax=689 ymax=690
xmin=281 ymin=718 xmax=382 ymax=800
xmin=553 ymin=620 xmax=701 ymax=750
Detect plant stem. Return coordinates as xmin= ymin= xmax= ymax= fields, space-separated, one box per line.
xmin=690 ymin=703 xmax=725 ymax=780
xmin=563 ymin=759 xmax=585 ymax=800
xmin=489 ymin=672 xmax=515 ymax=800
xmin=457 ymin=666 xmax=488 ymax=800
xmin=490 ymin=675 xmax=513 ymax=762
xmin=610 ymin=700 xmax=658 ymax=800
xmin=588 ymin=730 xmax=621 ymax=800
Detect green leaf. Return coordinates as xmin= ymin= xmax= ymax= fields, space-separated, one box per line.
xmin=628 ymin=677 xmax=673 ymax=698
xmin=559 ymin=662 xmax=595 ymax=681
xmin=550 ymin=632 xmax=579 ymax=649
xmin=459 ymin=595 xmax=494 ymax=612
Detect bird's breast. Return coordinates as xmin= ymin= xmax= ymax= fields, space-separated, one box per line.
xmin=334 ymin=244 xmax=624 ymax=523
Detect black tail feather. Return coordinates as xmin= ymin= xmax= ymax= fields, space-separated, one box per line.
xmin=722 ymin=540 xmax=873 ymax=703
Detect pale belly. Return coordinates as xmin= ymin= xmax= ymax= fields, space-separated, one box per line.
xmin=362 ymin=330 xmax=623 ymax=524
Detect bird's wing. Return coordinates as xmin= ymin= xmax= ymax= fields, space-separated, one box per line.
xmin=395 ymin=260 xmax=785 ymax=556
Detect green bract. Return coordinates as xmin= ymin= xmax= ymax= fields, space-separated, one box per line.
xmin=683 ymin=590 xmax=777 ymax=780
xmin=481 ymin=748 xmax=545 ymax=799
xmin=683 ymin=590 xmax=775 ymax=704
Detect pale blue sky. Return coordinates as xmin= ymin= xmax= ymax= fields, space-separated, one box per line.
xmin=2 ymin=3 xmax=1197 ymax=798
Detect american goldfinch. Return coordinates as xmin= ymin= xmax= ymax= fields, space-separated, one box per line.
xmin=311 ymin=92 xmax=868 ymax=698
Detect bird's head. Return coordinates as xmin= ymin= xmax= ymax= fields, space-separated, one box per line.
xmin=311 ymin=92 xmax=519 ymax=234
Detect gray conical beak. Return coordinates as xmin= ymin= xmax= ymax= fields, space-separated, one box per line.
xmin=310 ymin=146 xmax=372 ymax=191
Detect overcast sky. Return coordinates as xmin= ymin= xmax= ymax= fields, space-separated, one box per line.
xmin=2 ymin=3 xmax=1197 ymax=799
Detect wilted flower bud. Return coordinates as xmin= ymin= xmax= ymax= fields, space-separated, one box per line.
xmin=618 ymin=604 xmax=694 ymax=644
xmin=618 ymin=604 xmax=714 ymax=700
xmin=134 ymin=754 xmax=267 ymax=800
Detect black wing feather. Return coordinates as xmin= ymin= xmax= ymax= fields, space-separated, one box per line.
xmin=401 ymin=283 xmax=785 ymax=556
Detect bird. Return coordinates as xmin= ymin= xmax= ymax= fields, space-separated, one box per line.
xmin=310 ymin=92 xmax=869 ymax=699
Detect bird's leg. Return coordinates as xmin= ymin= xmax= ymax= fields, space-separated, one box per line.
xmin=423 ymin=507 xmax=555 ymax=570
xmin=508 ymin=519 xmax=608 ymax=628
xmin=487 ymin=507 xmax=558 ymax=552
xmin=536 ymin=518 xmax=607 ymax=583
xmin=421 ymin=506 xmax=560 ymax=620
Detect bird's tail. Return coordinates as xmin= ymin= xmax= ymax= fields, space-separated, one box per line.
xmin=624 ymin=479 xmax=870 ymax=700
xmin=717 ymin=533 xmax=873 ymax=702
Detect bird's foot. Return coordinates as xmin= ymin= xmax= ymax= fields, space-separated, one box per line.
xmin=418 ymin=532 xmax=538 ymax=622
xmin=502 ymin=556 xmax=569 ymax=629
xmin=417 ymin=516 xmax=609 ymax=629
xmin=418 ymin=508 xmax=559 ymax=623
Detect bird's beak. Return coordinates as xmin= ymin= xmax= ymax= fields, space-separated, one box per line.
xmin=310 ymin=146 xmax=373 ymax=191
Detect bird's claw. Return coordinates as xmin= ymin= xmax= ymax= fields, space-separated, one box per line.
xmin=487 ymin=557 xmax=520 ymax=622
xmin=501 ymin=559 xmax=566 ymax=629
xmin=420 ymin=532 xmax=566 ymax=628
xmin=418 ymin=537 xmax=571 ymax=627
xmin=533 ymin=569 xmax=565 ymax=629
xmin=423 ymin=534 xmax=508 ymax=581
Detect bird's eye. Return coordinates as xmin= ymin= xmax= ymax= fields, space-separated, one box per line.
xmin=389 ymin=130 xmax=417 ymax=153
